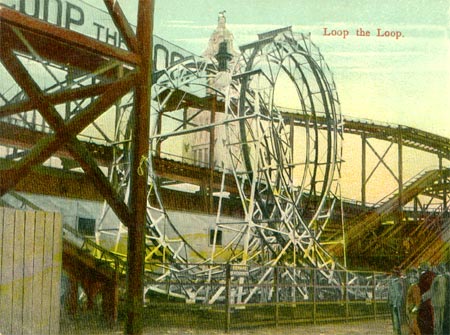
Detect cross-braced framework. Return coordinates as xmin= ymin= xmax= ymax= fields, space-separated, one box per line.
xmin=0 ymin=2 xmax=153 ymax=332
xmin=96 ymin=26 xmax=372 ymax=303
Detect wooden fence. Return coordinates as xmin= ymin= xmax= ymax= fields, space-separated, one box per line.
xmin=0 ymin=207 xmax=62 ymax=335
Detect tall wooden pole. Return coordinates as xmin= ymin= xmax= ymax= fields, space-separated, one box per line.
xmin=126 ymin=1 xmax=154 ymax=334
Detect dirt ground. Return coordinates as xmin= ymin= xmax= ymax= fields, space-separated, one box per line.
xmin=145 ymin=319 xmax=392 ymax=335
xmin=61 ymin=315 xmax=393 ymax=335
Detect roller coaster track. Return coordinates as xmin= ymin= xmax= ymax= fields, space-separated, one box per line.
xmin=281 ymin=110 xmax=450 ymax=160
xmin=328 ymin=168 xmax=448 ymax=257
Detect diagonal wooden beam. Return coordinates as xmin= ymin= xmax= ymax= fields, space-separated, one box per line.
xmin=65 ymin=136 xmax=133 ymax=226
xmin=1 ymin=38 xmax=136 ymax=136
xmin=0 ymin=132 xmax=67 ymax=195
xmin=104 ymin=0 xmax=139 ymax=53
xmin=65 ymin=74 xmax=136 ymax=135
xmin=0 ymin=38 xmax=66 ymax=131
xmin=0 ymin=80 xmax=123 ymax=117
xmin=0 ymin=5 xmax=140 ymax=66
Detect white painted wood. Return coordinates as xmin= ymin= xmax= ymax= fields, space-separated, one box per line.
xmin=31 ymin=211 xmax=45 ymax=335
xmin=12 ymin=210 xmax=25 ymax=335
xmin=0 ymin=208 xmax=62 ymax=335
xmin=0 ymin=207 xmax=5 ymax=334
xmin=50 ymin=212 xmax=62 ymax=335
xmin=41 ymin=212 xmax=54 ymax=334
xmin=1 ymin=208 xmax=15 ymax=335
xmin=22 ymin=211 xmax=36 ymax=335
xmin=0 ymin=208 xmax=14 ymax=334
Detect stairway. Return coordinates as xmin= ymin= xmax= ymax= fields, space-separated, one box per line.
xmin=328 ymin=169 xmax=445 ymax=257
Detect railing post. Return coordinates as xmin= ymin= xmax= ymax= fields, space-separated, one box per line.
xmin=225 ymin=264 xmax=231 ymax=333
xmin=274 ymin=266 xmax=279 ymax=327
xmin=372 ymin=271 xmax=377 ymax=319
xmin=344 ymin=270 xmax=349 ymax=321
xmin=312 ymin=268 xmax=317 ymax=325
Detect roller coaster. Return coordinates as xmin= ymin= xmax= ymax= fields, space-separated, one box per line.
xmin=0 ymin=0 xmax=449 ymax=320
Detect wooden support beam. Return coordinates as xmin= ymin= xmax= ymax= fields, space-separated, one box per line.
xmin=0 ymin=159 xmax=103 ymax=201
xmin=0 ymin=80 xmax=122 ymax=117
xmin=104 ymin=0 xmax=139 ymax=53
xmin=125 ymin=1 xmax=153 ymax=334
xmin=66 ymin=137 xmax=133 ymax=226
xmin=0 ymin=122 xmax=114 ymax=166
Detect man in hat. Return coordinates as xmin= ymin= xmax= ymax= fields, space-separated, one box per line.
xmin=389 ymin=266 xmax=404 ymax=335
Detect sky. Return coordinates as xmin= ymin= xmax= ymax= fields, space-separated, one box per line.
xmin=0 ymin=0 xmax=448 ymax=136
xmin=120 ymin=0 xmax=450 ymax=138
xmin=0 ymin=0 xmax=447 ymax=201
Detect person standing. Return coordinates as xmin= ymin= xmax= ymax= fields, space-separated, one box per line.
xmin=389 ymin=266 xmax=404 ymax=335
xmin=442 ymin=263 xmax=450 ymax=335
xmin=406 ymin=268 xmax=421 ymax=335
xmin=418 ymin=262 xmax=436 ymax=335
xmin=431 ymin=264 xmax=447 ymax=335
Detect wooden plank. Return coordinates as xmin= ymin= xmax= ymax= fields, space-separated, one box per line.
xmin=31 ymin=211 xmax=45 ymax=335
xmin=41 ymin=212 xmax=55 ymax=334
xmin=23 ymin=211 xmax=36 ymax=335
xmin=0 ymin=207 xmax=5 ymax=333
xmin=12 ymin=210 xmax=25 ymax=335
xmin=50 ymin=212 xmax=62 ymax=335
xmin=0 ymin=208 xmax=15 ymax=334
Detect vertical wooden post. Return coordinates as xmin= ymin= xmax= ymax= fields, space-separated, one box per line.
xmin=125 ymin=1 xmax=153 ymax=334
xmin=225 ymin=264 xmax=231 ymax=333
xmin=103 ymin=263 xmax=119 ymax=327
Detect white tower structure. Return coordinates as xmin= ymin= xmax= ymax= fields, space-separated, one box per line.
xmin=182 ymin=12 xmax=238 ymax=170
xmin=203 ymin=11 xmax=239 ymax=61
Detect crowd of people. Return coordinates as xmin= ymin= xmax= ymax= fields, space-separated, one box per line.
xmin=388 ymin=262 xmax=450 ymax=335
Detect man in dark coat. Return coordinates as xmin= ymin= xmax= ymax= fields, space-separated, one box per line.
xmin=418 ymin=262 xmax=435 ymax=335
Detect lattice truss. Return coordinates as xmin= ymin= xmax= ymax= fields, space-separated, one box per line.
xmin=95 ymin=27 xmax=367 ymax=303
